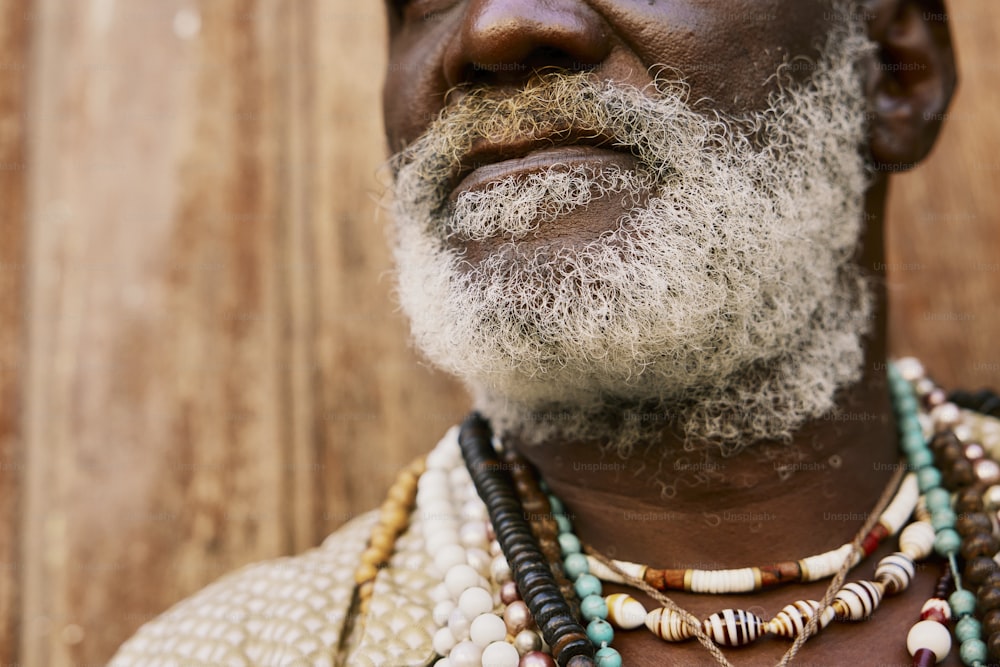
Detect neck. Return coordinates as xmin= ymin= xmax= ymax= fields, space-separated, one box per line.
xmin=507 ymin=182 xmax=897 ymax=569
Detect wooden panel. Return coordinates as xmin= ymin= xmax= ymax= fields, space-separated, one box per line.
xmin=887 ymin=0 xmax=1000 ymax=390
xmin=18 ymin=1 xmax=468 ymax=665
xmin=22 ymin=1 xmax=295 ymax=664
xmin=5 ymin=1 xmax=997 ymax=666
xmin=0 ymin=0 xmax=30 ymax=664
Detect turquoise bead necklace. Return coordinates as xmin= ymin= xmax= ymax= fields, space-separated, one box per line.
xmin=523 ymin=360 xmax=991 ymax=665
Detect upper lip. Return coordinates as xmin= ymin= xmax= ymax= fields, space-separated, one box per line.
xmin=449 ymin=129 xmax=630 ymax=194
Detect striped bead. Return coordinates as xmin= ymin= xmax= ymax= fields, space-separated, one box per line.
xmin=899 ymin=520 xmax=936 ymax=561
xmin=605 ymin=594 xmax=646 ymax=630
xmin=702 ymin=609 xmax=765 ymax=647
xmin=766 ymin=600 xmax=834 ymax=638
xmin=645 ymin=607 xmax=693 ymax=642
xmin=833 ymin=581 xmax=882 ymax=621
xmin=874 ymin=552 xmax=916 ymax=595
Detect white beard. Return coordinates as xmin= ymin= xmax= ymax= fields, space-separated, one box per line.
xmin=389 ymin=21 xmax=876 ymax=456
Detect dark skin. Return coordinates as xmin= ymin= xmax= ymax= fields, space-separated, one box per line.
xmin=384 ymin=0 xmax=957 ymax=664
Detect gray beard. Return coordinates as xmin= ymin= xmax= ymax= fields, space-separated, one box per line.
xmin=389 ymin=19 xmax=875 ymax=457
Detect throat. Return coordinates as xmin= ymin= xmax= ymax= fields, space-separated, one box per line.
xmin=506 ymin=368 xmax=900 ymax=570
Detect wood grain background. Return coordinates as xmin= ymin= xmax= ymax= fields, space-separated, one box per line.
xmin=0 ymin=1 xmax=996 ymax=665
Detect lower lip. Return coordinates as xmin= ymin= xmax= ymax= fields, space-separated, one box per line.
xmin=450 ymin=146 xmax=638 ymax=201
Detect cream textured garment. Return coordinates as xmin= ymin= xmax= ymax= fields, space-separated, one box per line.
xmin=109 ymin=433 xmax=456 ymax=666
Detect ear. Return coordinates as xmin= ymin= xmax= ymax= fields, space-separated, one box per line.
xmin=863 ymin=0 xmax=957 ymax=169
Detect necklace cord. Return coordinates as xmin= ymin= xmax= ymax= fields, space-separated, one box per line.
xmin=583 ymin=461 xmax=907 ymax=667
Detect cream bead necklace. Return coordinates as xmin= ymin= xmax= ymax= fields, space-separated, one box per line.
xmin=584 ymin=471 xmax=920 ymax=595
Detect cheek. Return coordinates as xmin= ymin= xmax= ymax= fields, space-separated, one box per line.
xmin=383 ymin=15 xmax=459 ymax=152
xmin=595 ymin=0 xmax=835 ymax=114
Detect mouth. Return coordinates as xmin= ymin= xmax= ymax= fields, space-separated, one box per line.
xmin=448 ymin=133 xmax=639 ymax=201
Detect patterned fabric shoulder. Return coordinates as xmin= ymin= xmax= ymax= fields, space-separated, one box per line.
xmin=109 ymin=511 xmax=382 ymax=666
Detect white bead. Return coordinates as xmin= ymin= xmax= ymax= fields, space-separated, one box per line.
xmin=422 ymin=497 xmax=456 ymax=517
xmin=431 ymin=583 xmax=451 ymax=602
xmin=490 ymin=556 xmax=513 ymax=584
xmin=977 ymin=459 xmax=1000 ymax=484
xmin=450 ymin=466 xmax=472 ymax=488
xmin=449 ymin=640 xmax=484 ymax=667
xmin=435 ymin=545 xmax=468 ymax=574
xmin=434 ymin=626 xmax=458 ymax=654
xmin=460 ymin=522 xmax=490 ymax=549
xmin=428 ymin=532 xmax=462 ymax=554
xmin=425 ymin=446 xmax=451 ymax=471
xmin=586 ymin=556 xmax=645 ymax=584
xmin=436 ymin=660 xmax=453 ymax=667
xmin=419 ymin=470 xmax=449 ymax=493
xmin=896 ymin=357 xmax=925 ymax=382
xmin=985 ymin=485 xmax=1000 ymax=511
xmin=689 ymin=568 xmax=756 ymax=594
xmin=461 ymin=499 xmax=488 ymax=521
xmin=900 ymin=520 xmax=936 ymax=560
xmin=434 ymin=600 xmax=457 ymax=626
xmin=906 ymin=620 xmax=952 ymax=661
xmin=930 ymin=403 xmax=960 ymax=431
xmin=606 ymin=594 xmax=647 ymax=630
xmin=459 ymin=587 xmax=494 ymax=619
xmin=466 ymin=548 xmax=492 ymax=576
xmin=448 ymin=607 xmax=471 ymax=641
xmin=915 ymin=378 xmax=935 ymax=397
xmin=481 ymin=640 xmax=520 ymax=667
xmin=470 ymin=613 xmax=507 ymax=647
xmin=879 ymin=473 xmax=919 ymax=534
xmin=489 ymin=540 xmax=502 ymax=556
xmin=446 ymin=565 xmax=481 ymax=597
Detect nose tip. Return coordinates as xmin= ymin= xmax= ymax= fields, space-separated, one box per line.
xmin=443 ymin=0 xmax=612 ymax=89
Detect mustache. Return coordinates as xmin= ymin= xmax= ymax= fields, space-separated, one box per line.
xmin=389 ymin=73 xmax=731 ymax=207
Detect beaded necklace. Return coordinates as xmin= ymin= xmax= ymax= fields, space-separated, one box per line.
xmin=362 ymin=358 xmax=1000 ymax=666
xmin=582 ymin=470 xmax=919 ymax=595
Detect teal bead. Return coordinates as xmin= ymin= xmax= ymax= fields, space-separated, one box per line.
xmin=902 ymin=420 xmax=923 ymax=440
xmin=960 ymin=638 xmax=988 ymax=666
xmin=950 ymin=589 xmax=978 ymax=618
xmin=580 ymin=594 xmax=608 ymax=621
xmin=931 ymin=509 xmax=957 ymax=531
xmin=587 ymin=618 xmax=615 ymax=646
xmin=595 ymin=646 xmax=623 ymax=667
xmin=918 ymin=466 xmax=943 ymax=493
xmin=902 ymin=431 xmax=926 ymax=454
xmin=548 ymin=495 xmax=565 ymax=514
xmin=898 ymin=394 xmax=919 ymax=414
xmin=555 ymin=514 xmax=573 ymax=534
xmin=893 ymin=390 xmax=915 ymax=409
xmin=564 ymin=553 xmax=590 ymax=579
xmin=934 ymin=528 xmax=962 ymax=556
xmin=909 ymin=448 xmax=933 ymax=470
xmin=558 ymin=532 xmax=582 ymax=556
xmin=955 ymin=615 xmax=982 ymax=642
xmin=574 ymin=573 xmax=603 ymax=599
xmin=925 ymin=487 xmax=952 ymax=512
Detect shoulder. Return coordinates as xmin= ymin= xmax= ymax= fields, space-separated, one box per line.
xmin=111 ymin=429 xmax=463 ymax=666
xmin=110 ymin=511 xmax=381 ymax=666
